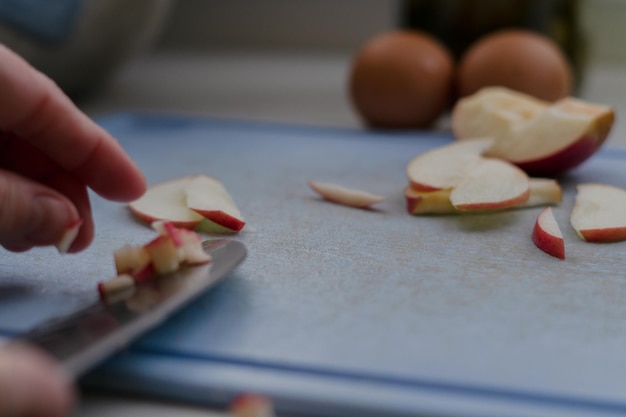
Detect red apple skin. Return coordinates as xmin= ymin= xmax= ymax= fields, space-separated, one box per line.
xmin=453 ymin=189 xmax=530 ymax=211
xmin=190 ymin=209 xmax=245 ymax=232
xmin=514 ymin=120 xmax=613 ymax=176
xmin=532 ymin=211 xmax=565 ymax=260
xmin=577 ymin=228 xmax=626 ymax=243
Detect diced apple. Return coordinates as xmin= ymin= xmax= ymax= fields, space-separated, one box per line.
xmin=229 ymin=393 xmax=276 ymax=417
xmin=184 ymin=175 xmax=246 ymax=232
xmin=97 ymin=274 xmax=136 ymax=302
xmin=143 ymin=235 xmax=180 ymax=275
xmin=405 ymin=177 xmax=561 ymax=215
xmin=532 ymin=207 xmax=565 ymax=259
xmin=406 ymin=138 xmax=493 ymax=191
xmin=452 ymin=87 xmax=615 ymax=175
xmin=449 ymin=158 xmax=530 ymax=211
xmin=570 ymin=183 xmax=626 ymax=243
xmin=308 ymin=181 xmax=385 ymax=208
xmin=55 ymin=219 xmax=83 ymax=254
xmin=114 ymin=244 xmax=151 ymax=275
xmin=178 ymin=228 xmax=212 ymax=265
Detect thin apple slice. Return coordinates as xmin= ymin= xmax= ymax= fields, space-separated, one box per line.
xmin=185 ymin=175 xmax=245 ymax=232
xmin=308 ymin=181 xmax=385 ymax=208
xmin=405 ymin=177 xmax=561 ymax=215
xmin=55 ymin=219 xmax=83 ymax=253
xmin=450 ymin=158 xmax=530 ymax=211
xmin=532 ymin=207 xmax=565 ymax=259
xmin=129 ymin=177 xmax=204 ymax=229
xmin=570 ymin=183 xmax=626 ymax=242
xmin=406 ymin=138 xmax=493 ymax=191
xmin=452 ymin=87 xmax=614 ymax=175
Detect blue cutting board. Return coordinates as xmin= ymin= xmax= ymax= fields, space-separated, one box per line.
xmin=2 ymin=113 xmax=626 ymax=417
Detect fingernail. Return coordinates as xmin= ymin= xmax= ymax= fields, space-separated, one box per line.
xmin=26 ymin=195 xmax=73 ymax=245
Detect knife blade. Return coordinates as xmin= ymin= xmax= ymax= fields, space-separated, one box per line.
xmin=14 ymin=239 xmax=246 ymax=379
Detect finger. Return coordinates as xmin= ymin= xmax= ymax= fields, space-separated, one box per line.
xmin=0 ymin=45 xmax=146 ymax=202
xmin=0 ymin=169 xmax=81 ymax=250
xmin=0 ymin=343 xmax=75 ymax=417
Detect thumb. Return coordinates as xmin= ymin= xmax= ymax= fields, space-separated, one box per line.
xmin=0 ymin=343 xmax=76 ymax=417
xmin=0 ymin=169 xmax=79 ymax=251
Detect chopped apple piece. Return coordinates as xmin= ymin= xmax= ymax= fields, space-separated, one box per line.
xmin=97 ymin=274 xmax=136 ymax=302
xmin=143 ymin=235 xmax=180 ymax=275
xmin=184 ymin=175 xmax=246 ymax=232
xmin=449 ymin=158 xmax=530 ymax=211
xmin=406 ymin=138 xmax=493 ymax=191
xmin=229 ymin=393 xmax=276 ymax=417
xmin=405 ymin=177 xmax=561 ymax=215
xmin=55 ymin=219 xmax=83 ymax=254
xmin=308 ymin=181 xmax=385 ymax=208
xmin=570 ymin=183 xmax=626 ymax=242
xmin=452 ymin=87 xmax=615 ymax=175
xmin=114 ymin=244 xmax=151 ymax=275
xmin=532 ymin=207 xmax=565 ymax=259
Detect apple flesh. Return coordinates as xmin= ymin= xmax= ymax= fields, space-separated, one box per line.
xmin=570 ymin=183 xmax=626 ymax=243
xmin=449 ymin=158 xmax=530 ymax=211
xmin=405 ymin=178 xmax=561 ymax=215
xmin=55 ymin=219 xmax=83 ymax=253
xmin=308 ymin=181 xmax=385 ymax=208
xmin=185 ymin=175 xmax=246 ymax=232
xmin=129 ymin=175 xmax=245 ymax=233
xmin=532 ymin=207 xmax=565 ymax=259
xmin=406 ymin=138 xmax=493 ymax=191
xmin=452 ymin=87 xmax=615 ymax=176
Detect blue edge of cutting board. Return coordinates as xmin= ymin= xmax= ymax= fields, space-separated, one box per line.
xmin=3 ymin=112 xmax=626 ymax=417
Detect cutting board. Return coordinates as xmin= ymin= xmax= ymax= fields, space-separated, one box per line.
xmin=2 ymin=113 xmax=626 ymax=417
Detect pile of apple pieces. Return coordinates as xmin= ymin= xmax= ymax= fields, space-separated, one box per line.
xmin=97 ymin=220 xmax=211 ymax=302
xmin=129 ymin=175 xmax=246 ymax=234
xmin=405 ymin=138 xmax=563 ymax=215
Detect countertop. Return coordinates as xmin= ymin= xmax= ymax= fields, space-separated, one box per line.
xmin=68 ymin=49 xmax=626 ymax=416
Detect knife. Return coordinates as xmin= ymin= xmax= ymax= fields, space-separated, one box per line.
xmin=13 ymin=239 xmax=246 ymax=379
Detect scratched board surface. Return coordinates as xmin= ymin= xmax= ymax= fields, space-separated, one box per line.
xmin=1 ymin=113 xmax=626 ymax=417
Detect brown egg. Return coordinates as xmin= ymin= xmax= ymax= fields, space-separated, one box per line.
xmin=457 ymin=30 xmax=573 ymax=102
xmin=349 ymin=30 xmax=454 ymax=129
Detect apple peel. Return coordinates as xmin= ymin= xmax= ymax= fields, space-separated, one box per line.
xmin=532 ymin=207 xmax=565 ymax=260
xmin=308 ymin=181 xmax=385 ymax=208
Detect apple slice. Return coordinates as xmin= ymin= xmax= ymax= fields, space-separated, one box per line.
xmin=570 ymin=183 xmax=626 ymax=242
xmin=406 ymin=138 xmax=493 ymax=191
xmin=129 ymin=175 xmax=245 ymax=233
xmin=55 ymin=219 xmax=83 ymax=253
xmin=452 ymin=87 xmax=615 ymax=176
xmin=450 ymin=158 xmax=530 ymax=211
xmin=532 ymin=207 xmax=565 ymax=259
xmin=405 ymin=177 xmax=561 ymax=215
xmin=308 ymin=181 xmax=385 ymax=208
xmin=184 ymin=175 xmax=245 ymax=232
xmin=129 ymin=178 xmax=205 ymax=229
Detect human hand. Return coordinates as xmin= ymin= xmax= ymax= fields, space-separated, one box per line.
xmin=0 ymin=342 xmax=75 ymax=417
xmin=0 ymin=44 xmax=146 ymax=252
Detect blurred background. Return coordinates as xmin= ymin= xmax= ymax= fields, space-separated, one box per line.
xmin=0 ymin=0 xmax=625 ymax=133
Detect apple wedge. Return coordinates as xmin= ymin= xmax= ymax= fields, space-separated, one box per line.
xmin=184 ymin=175 xmax=245 ymax=232
xmin=406 ymin=138 xmax=493 ymax=191
xmin=308 ymin=181 xmax=385 ymax=208
xmin=55 ymin=219 xmax=83 ymax=253
xmin=449 ymin=158 xmax=530 ymax=211
xmin=405 ymin=177 xmax=561 ymax=215
xmin=570 ymin=183 xmax=626 ymax=243
xmin=532 ymin=207 xmax=565 ymax=259
xmin=129 ymin=175 xmax=245 ymax=232
xmin=452 ymin=87 xmax=615 ymax=175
